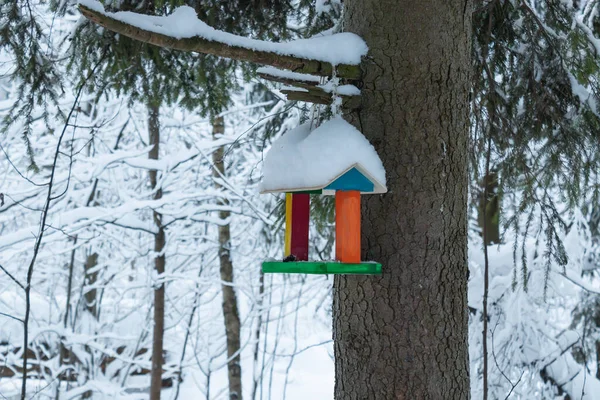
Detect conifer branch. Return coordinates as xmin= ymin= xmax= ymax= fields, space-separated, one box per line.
xmin=78 ymin=4 xmax=362 ymax=80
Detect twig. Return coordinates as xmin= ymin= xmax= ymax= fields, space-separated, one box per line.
xmin=0 ymin=143 xmax=48 ymax=187
xmin=0 ymin=263 xmax=25 ymax=290
xmin=0 ymin=311 xmax=24 ymax=323
xmin=171 ymin=256 xmax=205 ymax=400
xmin=491 ymin=316 xmax=524 ymax=399
xmin=504 ymin=372 xmax=524 ymax=400
xmin=558 ymin=272 xmax=600 ymax=294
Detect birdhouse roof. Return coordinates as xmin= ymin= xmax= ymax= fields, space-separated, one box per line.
xmin=260 ymin=117 xmax=387 ymax=194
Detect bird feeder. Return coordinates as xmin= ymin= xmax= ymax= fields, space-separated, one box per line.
xmin=260 ymin=117 xmax=387 ymax=275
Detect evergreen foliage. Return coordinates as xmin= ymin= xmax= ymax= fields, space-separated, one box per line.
xmin=472 ymin=0 xmax=600 ymax=286
xmin=4 ymin=0 xmax=600 ymax=396
xmin=0 ymin=1 xmax=65 ymax=168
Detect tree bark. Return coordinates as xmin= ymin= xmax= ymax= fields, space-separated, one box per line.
xmin=478 ymin=171 xmax=500 ymax=245
xmin=596 ymin=340 xmax=600 ymax=380
xmin=333 ymin=0 xmax=472 ymax=398
xmin=84 ymin=252 xmax=99 ymax=318
xmin=212 ymin=116 xmax=243 ymax=400
xmin=148 ymin=103 xmax=166 ymax=400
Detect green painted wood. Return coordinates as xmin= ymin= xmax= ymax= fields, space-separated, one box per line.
xmin=262 ymin=261 xmax=382 ymax=275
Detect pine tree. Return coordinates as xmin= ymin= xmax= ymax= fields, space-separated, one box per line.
xmin=9 ymin=0 xmax=600 ymax=398
xmin=64 ymin=2 xmax=327 ymax=399
xmin=331 ymin=0 xmax=471 ymax=397
xmin=75 ymin=0 xmax=473 ymax=396
xmin=471 ymin=2 xmax=600 ymax=394
xmin=472 ymin=0 xmax=600 ymax=279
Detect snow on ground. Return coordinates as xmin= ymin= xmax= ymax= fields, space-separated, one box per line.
xmin=167 ymin=333 xmax=334 ymax=400
xmin=77 ymin=1 xmax=368 ymax=66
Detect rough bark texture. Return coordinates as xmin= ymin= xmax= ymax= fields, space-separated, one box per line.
xmin=333 ymin=0 xmax=472 ymax=399
xmin=148 ymin=104 xmax=166 ymax=400
xmin=212 ymin=117 xmax=243 ymax=400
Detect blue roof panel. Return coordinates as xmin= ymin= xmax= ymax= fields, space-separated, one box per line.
xmin=325 ymin=167 xmax=375 ymax=192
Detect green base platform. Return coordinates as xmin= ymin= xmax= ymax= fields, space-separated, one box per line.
xmin=262 ymin=261 xmax=382 ymax=275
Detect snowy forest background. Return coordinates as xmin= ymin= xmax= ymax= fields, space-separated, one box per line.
xmin=2 ymin=0 xmax=600 ymax=399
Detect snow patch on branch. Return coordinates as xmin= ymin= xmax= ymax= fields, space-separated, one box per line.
xmin=318 ymin=80 xmax=360 ymax=96
xmin=78 ymin=0 xmax=368 ymax=65
xmin=256 ymin=66 xmax=321 ymax=83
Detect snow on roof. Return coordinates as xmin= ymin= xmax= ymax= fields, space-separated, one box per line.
xmin=261 ymin=117 xmax=386 ymax=194
xmin=78 ymin=0 xmax=368 ymax=66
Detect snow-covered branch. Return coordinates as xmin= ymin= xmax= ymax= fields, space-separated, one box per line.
xmin=77 ymin=1 xmax=364 ymax=80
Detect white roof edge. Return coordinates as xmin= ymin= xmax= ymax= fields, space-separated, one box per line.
xmin=260 ymin=163 xmax=387 ymax=195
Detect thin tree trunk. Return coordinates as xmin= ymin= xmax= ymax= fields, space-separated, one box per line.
xmin=55 ymin=236 xmax=78 ymax=400
xmin=478 ymin=171 xmax=500 ymax=245
xmin=212 ymin=116 xmax=243 ymax=400
xmin=148 ymin=103 xmax=166 ymax=400
xmin=78 ymin=251 xmax=100 ymax=400
xmin=251 ymin=270 xmax=264 ymax=400
xmin=482 ymin=138 xmax=492 ymax=400
xmin=333 ymin=0 xmax=472 ymax=398
xmin=84 ymin=253 xmax=99 ymax=318
xmin=56 ymin=128 xmax=123 ymax=400
xmin=173 ymin=258 xmax=205 ymax=400
xmin=595 ymin=340 xmax=600 ymax=380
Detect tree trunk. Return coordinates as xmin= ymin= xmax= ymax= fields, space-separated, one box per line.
xmin=478 ymin=171 xmax=500 ymax=245
xmin=251 ymin=270 xmax=264 ymax=400
xmin=84 ymin=252 xmax=99 ymax=318
xmin=148 ymin=103 xmax=166 ymax=400
xmin=333 ymin=0 xmax=472 ymax=398
xmin=212 ymin=116 xmax=243 ymax=400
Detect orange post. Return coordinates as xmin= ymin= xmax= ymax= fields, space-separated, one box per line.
xmin=335 ymin=190 xmax=361 ymax=263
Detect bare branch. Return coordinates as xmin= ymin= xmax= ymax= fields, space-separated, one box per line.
xmin=0 ymin=263 xmax=25 ymax=290
xmin=0 ymin=312 xmax=23 ymax=324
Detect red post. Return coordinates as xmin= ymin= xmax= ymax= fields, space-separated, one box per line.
xmin=290 ymin=193 xmax=310 ymax=261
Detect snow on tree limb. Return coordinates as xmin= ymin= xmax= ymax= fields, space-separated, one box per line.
xmin=257 ymin=68 xmax=359 ymax=105
xmin=77 ymin=1 xmax=364 ymax=80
